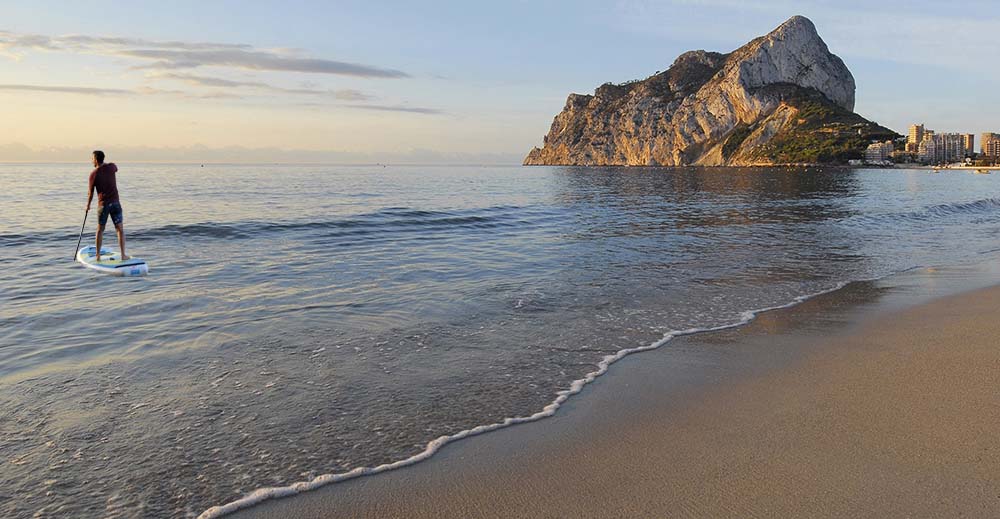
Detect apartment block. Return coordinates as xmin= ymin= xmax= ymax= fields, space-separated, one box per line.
xmin=865 ymin=140 xmax=894 ymax=163
xmin=982 ymin=133 xmax=1000 ymax=156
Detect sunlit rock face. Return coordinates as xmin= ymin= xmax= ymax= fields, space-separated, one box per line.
xmin=524 ymin=16 xmax=871 ymax=166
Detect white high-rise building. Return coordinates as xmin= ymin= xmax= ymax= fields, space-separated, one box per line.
xmin=918 ymin=133 xmax=968 ymax=163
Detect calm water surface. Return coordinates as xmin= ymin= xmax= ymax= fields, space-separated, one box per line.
xmin=2 ymin=164 xmax=1000 ymax=517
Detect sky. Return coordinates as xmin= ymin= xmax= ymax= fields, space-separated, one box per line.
xmin=1 ymin=0 xmax=999 ymax=163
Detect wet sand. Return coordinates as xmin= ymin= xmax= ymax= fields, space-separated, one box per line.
xmin=233 ymin=273 xmax=1000 ymax=518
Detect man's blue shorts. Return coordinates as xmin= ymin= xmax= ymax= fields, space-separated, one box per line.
xmin=98 ymin=201 xmax=124 ymax=226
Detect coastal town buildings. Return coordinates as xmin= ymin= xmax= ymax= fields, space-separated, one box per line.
xmin=908 ymin=124 xmax=981 ymax=164
xmin=865 ymin=140 xmax=894 ymax=163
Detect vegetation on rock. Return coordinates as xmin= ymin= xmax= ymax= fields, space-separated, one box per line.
xmin=748 ymin=85 xmax=898 ymax=164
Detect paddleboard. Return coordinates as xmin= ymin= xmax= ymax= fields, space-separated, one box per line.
xmin=76 ymin=246 xmax=149 ymax=277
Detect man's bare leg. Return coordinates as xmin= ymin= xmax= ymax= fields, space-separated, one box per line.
xmin=115 ymin=223 xmax=129 ymax=260
xmin=95 ymin=224 xmax=105 ymax=261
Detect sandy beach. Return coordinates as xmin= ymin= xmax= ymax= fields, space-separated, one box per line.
xmin=235 ymin=272 xmax=1000 ymax=518
xmin=7 ymin=4 xmax=1000 ymax=518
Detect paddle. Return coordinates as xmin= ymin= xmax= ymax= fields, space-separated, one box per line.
xmin=74 ymin=208 xmax=89 ymax=260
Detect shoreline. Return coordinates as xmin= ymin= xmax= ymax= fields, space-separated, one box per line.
xmin=230 ymin=260 xmax=1000 ymax=518
xmin=521 ymin=163 xmax=859 ymax=168
xmin=520 ymin=163 xmax=945 ymax=169
xmin=200 ymin=271 xmax=874 ymax=518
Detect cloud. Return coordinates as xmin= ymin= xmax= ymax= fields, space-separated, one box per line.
xmin=0 ymin=31 xmax=253 ymax=52
xmin=0 ymin=82 xmax=242 ymax=99
xmin=0 ymin=32 xmax=59 ymax=51
xmin=0 ymin=30 xmax=408 ymax=78
xmin=0 ymin=83 xmax=133 ymax=95
xmin=343 ymin=104 xmax=444 ymax=114
xmin=137 ymin=86 xmax=244 ymax=99
xmin=150 ymin=72 xmax=264 ymax=88
xmin=333 ymin=89 xmax=370 ymax=101
xmin=0 ymin=31 xmax=440 ymax=114
xmin=0 ymin=82 xmax=434 ymax=113
xmin=291 ymin=102 xmax=443 ymax=114
xmin=121 ymin=49 xmax=407 ymax=77
xmin=150 ymin=72 xmax=373 ymax=100
xmin=0 ymin=30 xmax=419 ymax=109
xmin=62 ymin=35 xmax=253 ymax=51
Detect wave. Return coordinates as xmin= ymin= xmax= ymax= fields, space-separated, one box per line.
xmin=911 ymin=197 xmax=1000 ymax=219
xmin=10 ymin=197 xmax=1000 ymax=249
xmin=0 ymin=205 xmax=561 ymax=247
xmin=196 ymin=269 xmax=915 ymax=519
xmin=853 ymin=197 xmax=1000 ymax=225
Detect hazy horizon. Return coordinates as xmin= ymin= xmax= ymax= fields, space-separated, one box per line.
xmin=0 ymin=142 xmax=524 ymax=165
xmin=3 ymin=0 xmax=999 ymax=162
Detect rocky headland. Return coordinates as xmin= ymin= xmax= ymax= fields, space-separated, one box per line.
xmin=524 ymin=16 xmax=897 ymax=166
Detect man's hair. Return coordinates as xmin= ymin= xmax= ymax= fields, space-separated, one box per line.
xmin=93 ymin=150 xmax=105 ymax=164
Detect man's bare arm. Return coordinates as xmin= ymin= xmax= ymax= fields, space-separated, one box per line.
xmin=86 ymin=172 xmax=95 ymax=211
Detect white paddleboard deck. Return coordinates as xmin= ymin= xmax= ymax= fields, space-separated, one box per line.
xmin=76 ymin=246 xmax=149 ymax=277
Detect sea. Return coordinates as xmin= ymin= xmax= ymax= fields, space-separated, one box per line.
xmin=3 ymin=163 xmax=1000 ymax=518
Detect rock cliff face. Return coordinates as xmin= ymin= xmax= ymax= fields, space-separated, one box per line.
xmin=524 ymin=16 xmax=896 ymax=166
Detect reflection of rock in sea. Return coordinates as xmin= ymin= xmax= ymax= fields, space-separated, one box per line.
xmin=525 ymin=16 xmax=898 ymax=167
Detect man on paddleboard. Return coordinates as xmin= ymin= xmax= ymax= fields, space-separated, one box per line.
xmin=85 ymin=150 xmax=129 ymax=261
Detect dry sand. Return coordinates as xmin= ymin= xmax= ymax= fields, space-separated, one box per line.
xmin=235 ymin=280 xmax=1000 ymax=518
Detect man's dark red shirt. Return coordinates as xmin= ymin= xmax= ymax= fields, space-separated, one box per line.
xmin=89 ymin=163 xmax=120 ymax=205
